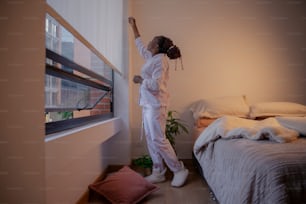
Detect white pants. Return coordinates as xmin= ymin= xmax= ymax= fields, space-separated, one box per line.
xmin=142 ymin=106 xmax=182 ymax=173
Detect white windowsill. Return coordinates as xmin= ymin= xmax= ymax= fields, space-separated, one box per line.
xmin=45 ymin=117 xmax=121 ymax=142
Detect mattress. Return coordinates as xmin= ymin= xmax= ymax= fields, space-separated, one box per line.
xmin=195 ymin=138 xmax=306 ymax=204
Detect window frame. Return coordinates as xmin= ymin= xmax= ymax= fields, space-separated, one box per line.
xmin=45 ymin=7 xmax=116 ymax=135
xmin=45 ymin=50 xmax=112 ymax=112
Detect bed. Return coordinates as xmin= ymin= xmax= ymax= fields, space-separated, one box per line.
xmin=190 ymin=96 xmax=306 ymax=204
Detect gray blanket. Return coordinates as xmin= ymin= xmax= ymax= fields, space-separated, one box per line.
xmin=195 ymin=138 xmax=306 ymax=204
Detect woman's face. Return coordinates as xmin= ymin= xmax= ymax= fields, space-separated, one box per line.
xmin=147 ymin=37 xmax=159 ymax=55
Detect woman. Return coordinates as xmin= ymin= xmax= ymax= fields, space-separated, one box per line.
xmin=128 ymin=17 xmax=188 ymax=187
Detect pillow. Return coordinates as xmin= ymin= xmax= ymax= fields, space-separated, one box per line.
xmin=190 ymin=95 xmax=249 ymax=119
xmin=189 ymin=100 xmax=207 ymax=120
xmin=249 ymin=102 xmax=306 ymax=119
xmin=88 ymin=166 xmax=159 ymax=204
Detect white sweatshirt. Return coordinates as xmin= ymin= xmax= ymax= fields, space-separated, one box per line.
xmin=135 ymin=37 xmax=170 ymax=107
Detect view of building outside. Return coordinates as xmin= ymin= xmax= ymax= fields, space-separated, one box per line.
xmin=45 ymin=14 xmax=112 ymax=123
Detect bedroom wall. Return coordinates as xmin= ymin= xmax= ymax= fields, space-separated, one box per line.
xmin=45 ymin=118 xmax=123 ymax=203
xmin=129 ymin=0 xmax=306 ymax=159
xmin=0 ymin=0 xmax=45 ymax=203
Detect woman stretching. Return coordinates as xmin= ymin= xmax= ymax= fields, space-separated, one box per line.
xmin=128 ymin=17 xmax=188 ymax=187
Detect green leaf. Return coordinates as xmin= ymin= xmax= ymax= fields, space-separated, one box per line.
xmin=165 ymin=110 xmax=189 ymax=150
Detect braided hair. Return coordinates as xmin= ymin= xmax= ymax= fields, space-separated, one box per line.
xmin=155 ymin=35 xmax=181 ymax=60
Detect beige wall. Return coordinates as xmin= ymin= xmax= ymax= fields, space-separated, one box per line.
xmin=0 ymin=0 xmax=45 ymax=203
xmin=129 ymin=0 xmax=306 ymax=159
xmin=45 ymin=118 xmax=122 ymax=203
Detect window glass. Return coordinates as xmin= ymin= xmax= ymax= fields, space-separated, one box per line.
xmin=45 ymin=75 xmax=108 ymax=111
xmin=45 ymin=13 xmax=113 ymax=128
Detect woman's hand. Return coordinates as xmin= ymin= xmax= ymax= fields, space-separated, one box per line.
xmin=133 ymin=75 xmax=143 ymax=84
xmin=128 ymin=17 xmax=136 ymax=26
xmin=128 ymin=17 xmax=140 ymax=38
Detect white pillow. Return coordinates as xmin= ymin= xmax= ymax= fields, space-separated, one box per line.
xmin=190 ymin=95 xmax=249 ymax=119
xmin=189 ymin=100 xmax=207 ymax=120
xmin=276 ymin=116 xmax=306 ymax=135
xmin=249 ymin=102 xmax=306 ymax=119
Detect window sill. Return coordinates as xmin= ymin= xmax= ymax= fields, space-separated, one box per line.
xmin=45 ymin=117 xmax=121 ymax=142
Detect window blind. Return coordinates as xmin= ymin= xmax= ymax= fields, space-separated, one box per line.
xmin=46 ymin=0 xmax=124 ymax=74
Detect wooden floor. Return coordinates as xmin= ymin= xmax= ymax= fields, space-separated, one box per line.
xmin=87 ymin=159 xmax=218 ymax=204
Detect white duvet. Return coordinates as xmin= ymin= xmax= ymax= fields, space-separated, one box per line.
xmin=194 ymin=116 xmax=301 ymax=155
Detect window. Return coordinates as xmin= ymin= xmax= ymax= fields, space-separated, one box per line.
xmin=45 ymin=13 xmax=114 ymax=135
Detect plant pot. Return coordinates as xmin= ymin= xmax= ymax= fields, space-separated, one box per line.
xmin=133 ymin=166 xmax=152 ymax=176
xmin=144 ymin=168 xmax=152 ymax=176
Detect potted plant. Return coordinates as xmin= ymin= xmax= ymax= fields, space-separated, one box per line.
xmin=132 ymin=155 xmax=153 ymax=176
xmin=166 ymin=110 xmax=189 ymax=150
